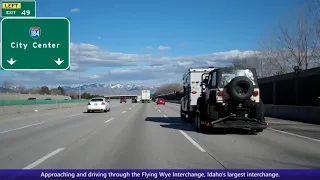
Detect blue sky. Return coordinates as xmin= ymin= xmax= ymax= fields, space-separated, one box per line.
xmin=0 ymin=0 xmax=308 ymax=86
xmin=38 ymin=0 xmax=305 ymax=55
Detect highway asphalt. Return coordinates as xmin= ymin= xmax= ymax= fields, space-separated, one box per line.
xmin=0 ymin=101 xmax=320 ymax=169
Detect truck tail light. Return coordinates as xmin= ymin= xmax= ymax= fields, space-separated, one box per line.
xmin=191 ymin=91 xmax=197 ymax=94
xmin=253 ymin=91 xmax=259 ymax=97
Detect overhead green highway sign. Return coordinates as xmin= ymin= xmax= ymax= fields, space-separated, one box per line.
xmin=1 ymin=0 xmax=36 ymax=18
xmin=0 ymin=17 xmax=70 ymax=70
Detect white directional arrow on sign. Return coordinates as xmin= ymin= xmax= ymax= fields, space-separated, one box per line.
xmin=54 ymin=58 xmax=64 ymax=65
xmin=7 ymin=58 xmax=16 ymax=65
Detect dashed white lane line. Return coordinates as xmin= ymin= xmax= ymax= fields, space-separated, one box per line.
xmin=129 ymin=108 xmax=131 ymax=110
xmin=23 ymin=148 xmax=64 ymax=169
xmin=65 ymin=113 xmax=83 ymax=118
xmin=105 ymin=118 xmax=114 ymax=123
xmin=158 ymin=110 xmax=161 ymax=112
xmin=268 ymin=128 xmax=320 ymax=143
xmin=0 ymin=121 xmax=45 ymax=135
xmin=179 ymin=130 xmax=206 ymax=153
xmin=164 ymin=115 xmax=168 ymax=118
xmin=122 ymin=111 xmax=126 ymax=113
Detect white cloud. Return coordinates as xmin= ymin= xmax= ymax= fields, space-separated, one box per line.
xmin=0 ymin=42 xmax=259 ymax=86
xmin=144 ymin=46 xmax=152 ymax=50
xmin=158 ymin=46 xmax=171 ymax=51
xmin=179 ymin=43 xmax=188 ymax=47
xmin=70 ymin=8 xmax=80 ymax=12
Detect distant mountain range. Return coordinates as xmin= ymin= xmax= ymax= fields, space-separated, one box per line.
xmin=61 ymin=83 xmax=157 ymax=95
xmin=0 ymin=83 xmax=158 ymax=95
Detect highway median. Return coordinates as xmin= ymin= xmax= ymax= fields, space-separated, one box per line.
xmin=0 ymin=99 xmax=89 ymax=116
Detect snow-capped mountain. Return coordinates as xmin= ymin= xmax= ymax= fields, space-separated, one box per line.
xmin=0 ymin=82 xmax=158 ymax=95
xmin=61 ymin=83 xmax=156 ymax=95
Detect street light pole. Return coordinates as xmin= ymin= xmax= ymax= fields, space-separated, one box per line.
xmin=79 ymin=72 xmax=81 ymax=99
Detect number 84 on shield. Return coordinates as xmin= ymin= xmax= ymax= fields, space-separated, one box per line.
xmin=29 ymin=27 xmax=41 ymax=39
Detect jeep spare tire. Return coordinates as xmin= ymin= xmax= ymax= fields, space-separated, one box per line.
xmin=228 ymin=76 xmax=254 ymax=101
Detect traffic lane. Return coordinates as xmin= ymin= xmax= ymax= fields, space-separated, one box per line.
xmin=36 ymin=103 xmax=225 ymax=169
xmin=267 ymin=118 xmax=320 ymax=141
xmin=156 ymin=103 xmax=320 ymax=169
xmin=165 ymin=102 xmax=320 ymax=141
xmin=0 ymin=102 xmax=133 ymax=169
xmin=0 ymin=101 xmax=127 ymax=133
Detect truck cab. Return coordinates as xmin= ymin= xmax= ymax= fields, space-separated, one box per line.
xmin=120 ymin=97 xmax=127 ymax=103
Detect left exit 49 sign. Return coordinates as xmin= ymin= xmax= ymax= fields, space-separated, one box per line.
xmin=1 ymin=0 xmax=36 ymax=18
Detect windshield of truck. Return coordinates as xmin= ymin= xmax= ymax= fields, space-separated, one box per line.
xmin=220 ymin=69 xmax=256 ymax=87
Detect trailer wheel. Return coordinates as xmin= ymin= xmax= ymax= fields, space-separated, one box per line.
xmin=195 ymin=113 xmax=205 ymax=133
xmin=187 ymin=111 xmax=196 ymax=124
xmin=209 ymin=105 xmax=219 ymax=121
xmin=180 ymin=107 xmax=186 ymax=120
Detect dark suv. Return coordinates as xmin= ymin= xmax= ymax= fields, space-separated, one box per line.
xmin=120 ymin=97 xmax=127 ymax=103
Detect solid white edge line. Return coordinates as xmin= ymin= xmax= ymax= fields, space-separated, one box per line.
xmin=179 ymin=130 xmax=206 ymax=152
xmin=122 ymin=111 xmax=126 ymax=113
xmin=105 ymin=118 xmax=114 ymax=123
xmin=268 ymin=128 xmax=320 ymax=143
xmin=0 ymin=121 xmax=45 ymax=134
xmin=23 ymin=148 xmax=64 ymax=169
xmin=65 ymin=113 xmax=82 ymax=118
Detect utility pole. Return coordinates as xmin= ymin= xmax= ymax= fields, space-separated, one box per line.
xmin=79 ymin=72 xmax=81 ymax=99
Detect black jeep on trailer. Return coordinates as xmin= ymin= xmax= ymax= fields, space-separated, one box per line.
xmin=195 ymin=67 xmax=268 ymax=133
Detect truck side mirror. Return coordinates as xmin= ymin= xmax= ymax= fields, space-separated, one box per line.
xmin=176 ymin=91 xmax=180 ymax=97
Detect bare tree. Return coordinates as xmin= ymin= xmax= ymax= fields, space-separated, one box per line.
xmin=259 ymin=35 xmax=291 ymax=76
xmin=277 ymin=7 xmax=319 ymax=70
xmin=307 ymin=0 xmax=320 ymax=66
xmin=154 ymin=83 xmax=182 ymax=96
xmin=16 ymin=84 xmax=27 ymax=93
xmin=232 ymin=55 xmax=245 ymax=68
xmin=259 ymin=5 xmax=319 ymax=77
xmin=2 ymin=80 xmax=13 ymax=90
xmin=29 ymin=87 xmax=41 ymax=94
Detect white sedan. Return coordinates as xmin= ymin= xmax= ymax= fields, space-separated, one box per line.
xmin=87 ymin=97 xmax=111 ymax=113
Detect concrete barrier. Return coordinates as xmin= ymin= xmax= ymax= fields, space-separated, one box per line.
xmin=0 ymin=93 xmax=71 ymax=100
xmin=264 ymin=105 xmax=320 ymax=125
xmin=165 ymin=100 xmax=320 ymax=125
xmin=0 ymin=102 xmax=88 ymax=116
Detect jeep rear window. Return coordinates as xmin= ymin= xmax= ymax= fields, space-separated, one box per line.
xmin=220 ymin=69 xmax=256 ymax=87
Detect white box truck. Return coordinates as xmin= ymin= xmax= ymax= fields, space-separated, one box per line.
xmin=137 ymin=95 xmax=142 ymax=102
xmin=141 ymin=90 xmax=151 ymax=103
xmin=177 ymin=67 xmax=215 ymax=123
